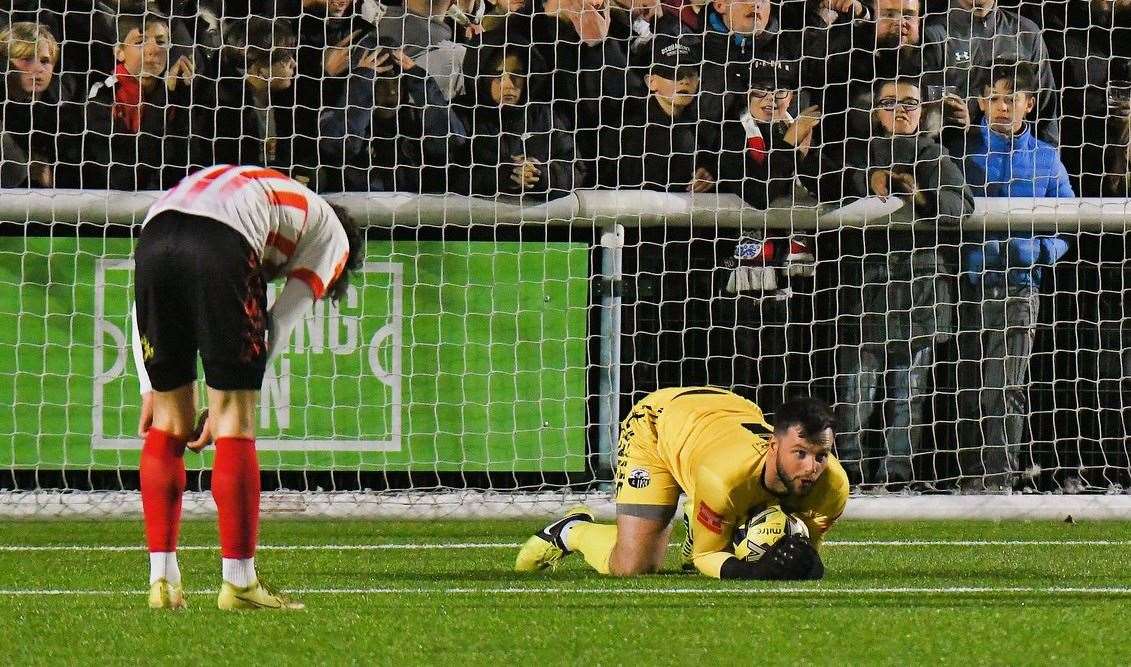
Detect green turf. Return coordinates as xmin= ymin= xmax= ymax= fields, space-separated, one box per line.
xmin=1 ymin=519 xmax=1128 ymax=665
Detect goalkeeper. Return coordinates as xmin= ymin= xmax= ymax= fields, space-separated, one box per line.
xmin=515 ymin=389 xmax=847 ymax=580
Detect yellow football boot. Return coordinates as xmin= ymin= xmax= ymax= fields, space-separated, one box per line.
xmin=514 ymin=505 xmax=595 ymax=572
xmin=217 ymin=579 xmax=305 ymax=611
xmin=147 ymin=578 xmax=187 ymax=610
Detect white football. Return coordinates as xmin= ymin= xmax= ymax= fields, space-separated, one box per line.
xmin=732 ymin=506 xmax=810 ymax=562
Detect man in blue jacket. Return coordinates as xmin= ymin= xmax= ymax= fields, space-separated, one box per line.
xmin=945 ymin=61 xmax=1070 ymax=491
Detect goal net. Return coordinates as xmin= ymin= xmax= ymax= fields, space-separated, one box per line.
xmin=1 ymin=0 xmax=1130 ymax=519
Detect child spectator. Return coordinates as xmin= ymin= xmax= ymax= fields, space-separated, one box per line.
xmin=925 ymin=0 xmax=1059 ymax=145
xmin=834 ymin=74 xmax=975 ymax=488
xmin=192 ymin=16 xmax=297 ymax=170
xmin=713 ymin=58 xmax=820 ymax=209
xmin=945 ymin=62 xmax=1071 ymax=491
xmin=945 ymin=62 xmax=1073 ymax=198
xmin=84 ymin=12 xmax=195 ymax=190
xmin=595 ymin=33 xmax=712 ymax=191
xmin=0 ymin=22 xmax=83 ymax=187
xmin=451 ymin=43 xmax=581 ymax=199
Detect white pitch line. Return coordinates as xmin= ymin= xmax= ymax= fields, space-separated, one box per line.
xmin=1 ymin=539 xmax=1130 ymax=552
xmin=1 ymin=586 xmax=1131 ymax=596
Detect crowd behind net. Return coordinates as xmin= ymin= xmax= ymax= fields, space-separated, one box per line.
xmin=2 ymin=0 xmax=1131 ymax=518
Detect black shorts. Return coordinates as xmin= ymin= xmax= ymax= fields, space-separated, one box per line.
xmin=134 ymin=211 xmax=268 ymax=392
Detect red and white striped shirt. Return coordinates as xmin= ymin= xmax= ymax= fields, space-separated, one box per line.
xmin=144 ymin=165 xmax=350 ymax=299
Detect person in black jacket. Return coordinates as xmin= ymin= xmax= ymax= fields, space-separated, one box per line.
xmin=191 ymin=16 xmax=297 ymax=171
xmin=83 ymin=12 xmax=195 ymax=190
xmin=319 ymin=46 xmax=464 ymax=193
xmin=451 ymin=43 xmax=581 ymax=199
xmin=0 ymin=21 xmax=85 ymax=188
xmin=714 ymin=58 xmax=821 ymax=209
xmin=676 ymin=0 xmax=799 ymax=160
xmin=500 ymin=0 xmax=633 ymax=184
xmin=832 ymin=74 xmax=975 ymax=489
xmin=596 ymin=33 xmax=713 ymax=191
xmin=286 ymin=0 xmax=379 ymax=187
xmin=800 ymin=0 xmax=937 ymax=169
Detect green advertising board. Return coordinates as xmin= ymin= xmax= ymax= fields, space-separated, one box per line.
xmin=0 ymin=237 xmax=589 ymax=472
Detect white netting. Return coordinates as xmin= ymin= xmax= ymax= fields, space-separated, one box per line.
xmin=2 ymin=0 xmax=1131 ymax=518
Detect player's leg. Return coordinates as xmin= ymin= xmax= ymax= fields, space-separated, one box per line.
xmin=589 ymin=511 xmax=674 ymax=576
xmin=134 ymin=214 xmax=200 ymax=609
xmin=205 ymin=388 xmax=261 ymax=587
xmin=194 ymin=219 xmax=301 ymax=610
xmin=516 ymin=395 xmax=679 ymax=575
xmin=141 ymin=385 xmax=195 ymax=609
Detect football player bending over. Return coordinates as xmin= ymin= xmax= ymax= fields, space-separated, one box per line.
xmin=133 ymin=165 xmax=363 ymax=610
xmin=515 ymin=388 xmax=847 ymax=579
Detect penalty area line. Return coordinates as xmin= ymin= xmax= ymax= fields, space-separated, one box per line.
xmin=2 ymin=586 xmax=1131 ymax=596
xmin=2 ymin=539 xmax=1131 ymax=552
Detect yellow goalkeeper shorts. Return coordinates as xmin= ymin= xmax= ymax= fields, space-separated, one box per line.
xmin=613 ymin=397 xmax=681 ymax=521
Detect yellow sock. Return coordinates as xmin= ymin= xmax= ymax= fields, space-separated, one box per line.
xmin=565 ymin=522 xmax=617 ymax=575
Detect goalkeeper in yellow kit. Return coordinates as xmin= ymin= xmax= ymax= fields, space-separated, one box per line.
xmin=515 ymin=388 xmax=848 ymax=580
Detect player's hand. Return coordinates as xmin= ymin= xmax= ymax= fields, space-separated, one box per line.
xmin=165 ymin=55 xmax=195 ymax=92
xmin=943 ymin=93 xmax=970 ymax=129
xmin=687 ymin=167 xmax=715 ymax=193
xmin=186 ymin=409 xmax=212 ymax=453
xmin=138 ymin=391 xmax=154 ymax=438
xmin=510 ymin=155 xmax=542 ymax=189
xmin=760 ymin=535 xmax=823 ymax=580
xmin=324 ymin=30 xmax=362 ymax=77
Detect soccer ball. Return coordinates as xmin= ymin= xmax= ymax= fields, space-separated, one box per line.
xmin=732 ymin=506 xmax=810 ymax=562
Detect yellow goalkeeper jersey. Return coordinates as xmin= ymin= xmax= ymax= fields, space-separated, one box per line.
xmin=615 ymin=386 xmax=848 ymax=578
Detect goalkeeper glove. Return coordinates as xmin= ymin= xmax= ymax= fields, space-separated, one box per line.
xmin=719 ymin=534 xmax=824 ymax=581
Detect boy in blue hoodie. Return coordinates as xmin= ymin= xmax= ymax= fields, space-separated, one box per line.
xmin=945 ymin=61 xmax=1070 ymax=491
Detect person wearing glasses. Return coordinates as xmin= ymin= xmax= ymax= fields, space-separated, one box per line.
xmin=832 ymin=74 xmax=975 ymax=489
xmin=713 ymin=58 xmax=821 ymax=209
xmin=800 ymin=0 xmax=930 ymax=171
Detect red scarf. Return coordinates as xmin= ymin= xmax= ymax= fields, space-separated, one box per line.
xmin=112 ymin=63 xmax=142 ymax=134
xmin=743 ymin=115 xmax=766 ymax=165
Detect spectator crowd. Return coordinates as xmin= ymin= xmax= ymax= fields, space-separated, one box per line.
xmin=3 ymin=0 xmax=1126 ymax=491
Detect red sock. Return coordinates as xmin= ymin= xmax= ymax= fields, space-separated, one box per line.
xmin=212 ymin=437 xmax=260 ymax=559
xmin=140 ymin=428 xmax=187 ymax=553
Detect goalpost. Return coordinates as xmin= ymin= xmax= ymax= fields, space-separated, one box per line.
xmin=2 ymin=189 xmax=1130 ymax=520
xmin=2 ymin=0 xmax=1131 ymax=523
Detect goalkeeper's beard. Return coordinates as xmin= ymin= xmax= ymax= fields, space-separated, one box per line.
xmin=777 ymin=458 xmax=814 ymax=497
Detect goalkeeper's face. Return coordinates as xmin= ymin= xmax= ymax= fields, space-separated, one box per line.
xmin=772 ymin=426 xmax=832 ymax=497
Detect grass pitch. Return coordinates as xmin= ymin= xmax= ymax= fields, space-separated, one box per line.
xmin=1 ymin=518 xmax=1128 ymax=665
